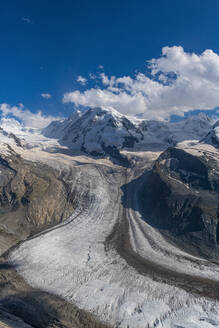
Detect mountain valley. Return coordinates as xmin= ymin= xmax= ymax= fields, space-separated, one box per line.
xmin=0 ymin=107 xmax=218 ymax=328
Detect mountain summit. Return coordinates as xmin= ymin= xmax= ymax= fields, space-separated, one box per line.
xmin=43 ymin=107 xmax=142 ymax=156
xmin=43 ymin=107 xmax=214 ymax=156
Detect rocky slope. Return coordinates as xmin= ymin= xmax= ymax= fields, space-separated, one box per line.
xmin=140 ymin=147 xmax=219 ymax=260
xmin=0 ymin=145 xmax=76 ymax=256
xmin=201 ymin=120 xmax=219 ymax=148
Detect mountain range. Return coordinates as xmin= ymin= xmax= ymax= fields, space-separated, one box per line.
xmin=43 ymin=106 xmax=218 ymax=158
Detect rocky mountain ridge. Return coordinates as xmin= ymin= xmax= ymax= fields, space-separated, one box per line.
xmin=202 ymin=120 xmax=219 ymax=148
xmin=0 ymin=146 xmax=77 ymax=256
xmin=43 ymin=107 xmax=215 ymax=157
xmin=140 ymin=147 xmax=219 ymax=260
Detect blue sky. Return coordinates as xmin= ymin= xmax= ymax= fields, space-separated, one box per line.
xmin=1 ymin=0 xmax=219 ymax=126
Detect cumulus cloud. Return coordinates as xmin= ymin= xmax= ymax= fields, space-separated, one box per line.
xmin=77 ymin=75 xmax=87 ymax=85
xmin=0 ymin=103 xmax=59 ymax=128
xmin=41 ymin=93 xmax=52 ymax=99
xmin=63 ymin=46 xmax=219 ymax=120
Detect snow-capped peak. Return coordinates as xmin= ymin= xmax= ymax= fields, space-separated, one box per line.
xmin=42 ymin=107 xmax=217 ymax=157
xmin=43 ymin=107 xmax=142 ymax=156
xmin=1 ymin=107 xmax=217 ymax=163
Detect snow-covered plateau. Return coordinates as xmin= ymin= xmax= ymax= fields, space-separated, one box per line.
xmin=0 ymin=107 xmax=218 ymax=328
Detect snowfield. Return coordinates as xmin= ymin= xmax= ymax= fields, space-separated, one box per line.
xmin=1 ymin=108 xmax=219 ymax=328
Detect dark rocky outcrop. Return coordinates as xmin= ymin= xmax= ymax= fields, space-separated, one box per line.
xmin=201 ymin=120 xmax=219 ymax=148
xmin=140 ymin=147 xmax=219 ymax=260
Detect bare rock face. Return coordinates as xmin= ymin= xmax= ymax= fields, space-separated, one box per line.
xmin=0 ymin=149 xmax=75 ymax=255
xmin=201 ymin=120 xmax=219 ymax=148
xmin=141 ymin=147 xmax=219 ymax=260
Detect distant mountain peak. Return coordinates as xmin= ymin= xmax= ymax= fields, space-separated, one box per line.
xmin=42 ymin=107 xmax=216 ymax=162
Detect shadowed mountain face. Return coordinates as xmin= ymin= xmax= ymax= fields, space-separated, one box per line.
xmin=140 ymin=147 xmax=219 ymax=260
xmin=202 ymin=120 xmax=219 ymax=148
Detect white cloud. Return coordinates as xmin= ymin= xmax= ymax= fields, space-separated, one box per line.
xmin=63 ymin=89 xmax=147 ymax=117
xmin=89 ymin=73 xmax=97 ymax=80
xmin=63 ymin=46 xmax=219 ymax=120
xmin=77 ymin=75 xmax=87 ymax=85
xmin=0 ymin=103 xmax=59 ymax=128
xmin=41 ymin=93 xmax=52 ymax=99
xmin=99 ymin=73 xmax=116 ymax=86
xmin=22 ymin=17 xmax=32 ymax=24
